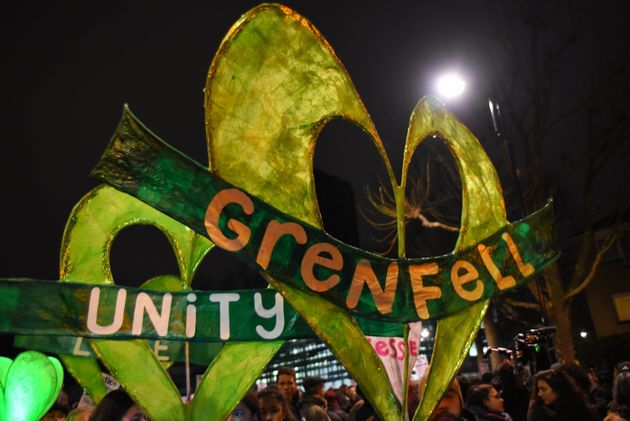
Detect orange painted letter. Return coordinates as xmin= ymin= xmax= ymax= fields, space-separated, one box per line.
xmin=301 ymin=243 xmax=343 ymax=292
xmin=346 ymin=260 xmax=398 ymax=315
xmin=408 ymin=263 xmax=441 ymax=319
xmin=204 ymin=188 xmax=254 ymax=251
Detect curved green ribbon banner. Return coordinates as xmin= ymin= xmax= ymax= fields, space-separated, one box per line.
xmin=94 ymin=106 xmax=557 ymax=323
xmin=0 ymin=4 xmax=558 ymax=420
xmin=88 ymin=5 xmax=558 ymax=420
xmin=57 ymin=184 xmax=285 ymax=420
xmin=0 ymin=279 xmax=405 ymax=341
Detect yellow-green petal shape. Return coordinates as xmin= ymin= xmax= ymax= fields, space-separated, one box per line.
xmin=402 ymin=98 xmax=506 ymax=420
xmin=59 ymin=185 xmax=213 ymax=420
xmin=205 ymin=4 xmax=400 ymax=419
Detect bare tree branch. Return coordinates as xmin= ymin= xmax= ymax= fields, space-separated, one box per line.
xmin=564 ymin=230 xmax=625 ymax=300
xmin=541 ymin=68 xmax=621 ymax=140
xmin=503 ymin=298 xmax=541 ymax=311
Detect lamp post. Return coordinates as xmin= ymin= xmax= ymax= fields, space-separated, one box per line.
xmin=487 ymin=96 xmax=550 ymax=328
xmin=435 ymin=74 xmax=550 ymax=327
xmin=488 ymin=98 xmax=526 ymax=219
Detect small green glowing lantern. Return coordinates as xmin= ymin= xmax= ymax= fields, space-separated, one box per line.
xmin=0 ymin=351 xmax=64 ymax=421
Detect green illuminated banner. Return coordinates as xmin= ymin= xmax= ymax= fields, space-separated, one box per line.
xmin=0 ymin=279 xmax=404 ymax=342
xmin=13 ymin=335 xmax=223 ymax=366
xmin=92 ymin=108 xmax=559 ymax=323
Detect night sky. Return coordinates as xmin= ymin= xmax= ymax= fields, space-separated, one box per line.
xmin=1 ymin=1 xmax=628 ymax=290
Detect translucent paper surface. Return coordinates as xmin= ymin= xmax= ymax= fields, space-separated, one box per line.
xmin=58 ymin=185 xmax=285 ymax=420
xmin=0 ymin=351 xmax=63 ymax=421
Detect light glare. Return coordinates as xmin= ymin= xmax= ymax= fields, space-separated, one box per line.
xmin=436 ymin=73 xmax=466 ymax=99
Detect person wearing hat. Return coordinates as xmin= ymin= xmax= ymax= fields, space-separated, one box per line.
xmin=299 ymin=377 xmax=330 ymax=420
xmin=427 ymin=378 xmax=478 ymax=421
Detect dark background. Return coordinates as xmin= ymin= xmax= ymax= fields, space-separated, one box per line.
xmin=1 ymin=1 xmax=629 ymax=356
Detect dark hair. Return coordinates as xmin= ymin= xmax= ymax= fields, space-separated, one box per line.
xmin=530 ymin=369 xmax=597 ymax=421
xmin=617 ymin=361 xmax=630 ymax=376
xmin=467 ymin=384 xmax=495 ymax=409
xmin=610 ymin=371 xmax=630 ymax=419
xmin=456 ymin=375 xmax=471 ymax=402
xmin=257 ymin=386 xmax=297 ymax=421
xmin=89 ymin=389 xmax=134 ymax=421
xmin=480 ymin=372 xmax=494 ymax=385
xmin=555 ymin=363 xmax=590 ymax=394
xmin=276 ymin=367 xmax=296 ymax=381
xmin=241 ymin=390 xmax=260 ymax=419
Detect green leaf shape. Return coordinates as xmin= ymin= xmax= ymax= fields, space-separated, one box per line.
xmin=204 ymin=4 xmax=400 ymax=419
xmin=189 ymin=341 xmax=283 ymax=420
xmin=61 ymin=276 xmax=181 ymax=386
xmin=59 ymin=354 xmax=107 ymax=403
xmin=2 ymin=351 xmax=63 ymax=421
xmin=59 ymin=184 xmax=213 ymax=420
xmin=0 ymin=356 xmax=11 ymax=419
xmin=60 ymin=184 xmax=281 ymax=420
xmin=402 ymin=98 xmax=506 ymax=420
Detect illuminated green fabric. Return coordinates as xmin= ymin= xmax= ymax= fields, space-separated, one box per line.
xmin=88 ymin=5 xmax=558 ymax=420
xmin=0 ymin=4 xmax=558 ymax=420
xmin=205 ymin=6 xmax=400 ymax=417
xmin=0 ymin=351 xmax=63 ymax=421
xmin=0 ymin=279 xmax=405 ymax=340
xmin=56 ymin=184 xmax=281 ymax=420
xmin=94 ymin=107 xmax=556 ymax=322
xmin=14 ymin=335 xmax=224 ymax=366
xmin=403 ymin=99 xmax=503 ymax=420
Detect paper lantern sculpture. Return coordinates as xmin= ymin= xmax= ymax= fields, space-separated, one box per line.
xmin=0 ymin=351 xmax=63 ymax=421
xmin=90 ymin=4 xmax=556 ymax=420
xmin=0 ymin=4 xmax=558 ymax=421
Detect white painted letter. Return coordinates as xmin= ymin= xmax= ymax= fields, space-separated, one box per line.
xmin=86 ymin=287 xmax=126 ymax=335
xmin=186 ymin=293 xmax=197 ymax=338
xmin=254 ymin=292 xmax=285 ymax=340
xmin=72 ymin=337 xmax=91 ymax=357
xmin=209 ymin=293 xmax=240 ymax=340
xmin=153 ymin=340 xmax=170 ymax=362
xmin=132 ymin=293 xmax=172 ymax=337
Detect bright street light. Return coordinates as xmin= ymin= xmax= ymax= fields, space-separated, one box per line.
xmin=436 ymin=72 xmax=466 ymax=99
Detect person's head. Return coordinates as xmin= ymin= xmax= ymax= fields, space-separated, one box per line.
xmin=612 ymin=371 xmax=630 ymax=407
xmin=555 ymin=363 xmax=590 ymax=395
xmin=467 ymin=384 xmax=504 ymax=414
xmin=88 ymin=389 xmax=145 ymax=421
xmin=258 ymin=386 xmax=295 ymax=421
xmin=532 ymin=370 xmax=561 ymax=406
xmin=66 ymin=406 xmax=93 ymax=421
xmin=347 ymin=385 xmax=357 ymax=398
xmin=276 ymin=367 xmax=298 ymax=402
xmin=42 ymin=403 xmax=68 ymax=421
xmin=429 ymin=379 xmax=463 ymax=421
xmin=456 ymin=375 xmax=471 ymax=402
xmin=303 ymin=377 xmax=325 ymax=397
xmin=229 ymin=390 xmax=259 ymax=421
xmin=532 ymin=369 xmax=590 ymax=408
xmin=480 ymin=372 xmax=494 ymax=385
xmin=615 ymin=361 xmax=630 ymax=377
xmin=324 ymin=389 xmax=339 ymax=410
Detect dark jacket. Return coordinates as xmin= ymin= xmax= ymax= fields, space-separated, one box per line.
xmin=299 ymin=393 xmax=328 ymax=418
xmin=468 ymin=404 xmax=512 ymax=421
xmin=527 ymin=401 xmax=600 ymax=421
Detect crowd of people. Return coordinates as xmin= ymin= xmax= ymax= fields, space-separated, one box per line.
xmin=223 ymin=360 xmax=630 ymax=421
xmin=39 ymin=360 xmax=630 ymax=421
xmin=428 ymin=360 xmax=630 ymax=421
